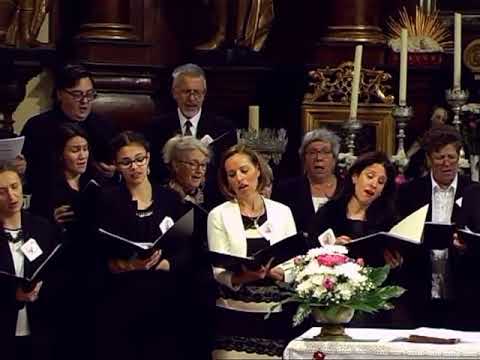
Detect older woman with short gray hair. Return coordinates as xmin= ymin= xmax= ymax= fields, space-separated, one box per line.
xmin=163 ymin=135 xmax=211 ymax=205
xmin=273 ymin=127 xmax=343 ymax=233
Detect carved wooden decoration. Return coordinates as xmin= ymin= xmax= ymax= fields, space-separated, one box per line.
xmin=302 ymin=62 xmax=395 ymax=156
xmin=304 ymin=62 xmax=395 ymax=105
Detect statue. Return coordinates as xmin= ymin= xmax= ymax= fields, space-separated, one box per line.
xmin=3 ymin=0 xmax=52 ymax=47
xmin=196 ymin=0 xmax=274 ymax=52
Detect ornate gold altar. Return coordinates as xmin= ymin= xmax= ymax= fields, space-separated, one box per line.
xmin=301 ymin=62 xmax=395 ymax=156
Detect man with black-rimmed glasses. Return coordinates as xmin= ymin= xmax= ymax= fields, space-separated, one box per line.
xmin=21 ymin=64 xmax=117 ymax=217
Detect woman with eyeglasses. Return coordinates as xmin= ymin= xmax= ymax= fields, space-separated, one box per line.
xmin=273 ymin=128 xmax=343 ymax=234
xmin=94 ymin=131 xmax=190 ymax=360
xmin=162 ymin=135 xmax=218 ymax=358
xmin=162 ymin=135 xmax=211 ymax=207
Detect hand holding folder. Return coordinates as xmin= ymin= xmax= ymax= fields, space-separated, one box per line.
xmin=209 ymin=232 xmax=308 ymax=272
xmin=0 ymin=243 xmax=63 ymax=291
xmin=98 ymin=209 xmax=194 ymax=258
xmin=344 ymin=205 xmax=429 ymax=252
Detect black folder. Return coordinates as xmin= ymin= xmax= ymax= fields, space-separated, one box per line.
xmin=0 ymin=243 xmax=63 ymax=288
xmin=423 ymin=222 xmax=455 ymax=249
xmin=209 ymin=232 xmax=308 ymax=272
xmin=73 ymin=179 xmax=101 ymax=220
xmin=98 ymin=208 xmax=194 ymax=258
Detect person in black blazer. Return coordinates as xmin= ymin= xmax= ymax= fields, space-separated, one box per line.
xmin=162 ymin=134 xmax=216 ymax=359
xmin=273 ymin=128 xmax=343 ymax=233
xmin=308 ymin=151 xmax=402 ymax=327
xmin=146 ymin=63 xmax=236 ymax=185
xmin=94 ymin=131 xmax=191 ymax=360
xmin=309 ymin=151 xmax=398 ymax=266
xmin=397 ymin=125 xmax=473 ymax=329
xmin=22 ymin=64 xmax=117 ymax=211
xmin=0 ymin=162 xmax=60 ymax=360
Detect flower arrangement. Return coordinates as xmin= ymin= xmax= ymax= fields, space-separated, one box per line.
xmin=272 ymin=245 xmax=405 ymax=326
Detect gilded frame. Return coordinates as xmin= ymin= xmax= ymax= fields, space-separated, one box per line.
xmin=301 ymin=101 xmax=396 ymax=156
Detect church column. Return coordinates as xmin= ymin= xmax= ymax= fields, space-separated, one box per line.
xmin=322 ymin=0 xmax=385 ymax=44
xmin=76 ymin=0 xmax=136 ymax=40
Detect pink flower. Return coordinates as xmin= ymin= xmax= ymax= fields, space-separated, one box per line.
xmin=313 ymin=351 xmax=325 ymax=360
xmin=356 ymin=258 xmax=365 ymax=266
xmin=316 ymin=254 xmax=348 ymax=267
xmin=323 ymin=277 xmax=335 ymax=290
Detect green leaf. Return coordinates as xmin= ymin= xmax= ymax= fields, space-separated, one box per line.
xmin=368 ymin=265 xmax=390 ymax=287
xmin=293 ymin=303 xmax=312 ymax=327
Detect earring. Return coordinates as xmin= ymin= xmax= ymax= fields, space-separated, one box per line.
xmin=147 ymin=166 xmax=151 ymax=175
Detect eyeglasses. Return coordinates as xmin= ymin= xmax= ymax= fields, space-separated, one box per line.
xmin=306 ymin=149 xmax=333 ymax=157
xmin=178 ymin=160 xmax=208 ymax=171
xmin=179 ymin=89 xmax=205 ymax=100
xmin=63 ymin=89 xmax=97 ymax=102
xmin=117 ymin=155 xmax=148 ymax=168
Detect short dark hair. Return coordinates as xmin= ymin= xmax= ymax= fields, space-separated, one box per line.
xmin=218 ymin=144 xmax=269 ymax=200
xmin=110 ymin=131 xmax=150 ymax=160
xmin=55 ymin=64 xmax=94 ymax=91
xmin=56 ymin=123 xmax=89 ymax=169
xmin=422 ymin=125 xmax=462 ymax=155
xmin=340 ymin=151 xmax=397 ymax=226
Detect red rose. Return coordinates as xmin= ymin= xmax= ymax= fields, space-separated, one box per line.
xmin=313 ymin=350 xmax=326 ymax=360
xmin=316 ymin=254 xmax=348 ymax=267
xmin=323 ymin=277 xmax=335 ymax=290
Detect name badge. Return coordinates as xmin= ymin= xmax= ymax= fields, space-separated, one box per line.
xmin=21 ymin=238 xmax=43 ymax=262
xmin=257 ymin=221 xmax=273 ymax=240
xmin=200 ymin=134 xmax=213 ymax=146
xmin=318 ymin=228 xmax=336 ymax=247
xmin=159 ymin=216 xmax=174 ymax=234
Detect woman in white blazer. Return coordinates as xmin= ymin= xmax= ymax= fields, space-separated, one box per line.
xmin=208 ymin=145 xmax=300 ymax=360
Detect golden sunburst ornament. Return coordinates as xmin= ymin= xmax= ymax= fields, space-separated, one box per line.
xmin=387 ymin=6 xmax=452 ymax=52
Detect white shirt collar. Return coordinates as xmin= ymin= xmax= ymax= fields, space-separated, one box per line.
xmin=177 ymin=108 xmax=202 ymax=137
xmin=430 ymin=172 xmax=458 ymax=193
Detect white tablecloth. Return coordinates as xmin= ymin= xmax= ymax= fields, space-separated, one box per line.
xmin=283 ymin=327 xmax=480 ymax=360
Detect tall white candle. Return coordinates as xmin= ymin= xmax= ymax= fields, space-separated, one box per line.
xmin=350 ymin=45 xmax=363 ymax=120
xmin=454 ymin=12 xmax=462 ymax=90
xmin=399 ymin=28 xmax=408 ymax=106
xmin=248 ymin=105 xmax=259 ymax=132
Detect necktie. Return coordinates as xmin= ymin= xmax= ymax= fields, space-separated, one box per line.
xmin=2 ymin=229 xmax=23 ymax=244
xmin=184 ymin=120 xmax=193 ymax=136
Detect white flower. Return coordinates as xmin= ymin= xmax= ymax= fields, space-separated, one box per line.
xmin=335 ymin=262 xmax=366 ymax=283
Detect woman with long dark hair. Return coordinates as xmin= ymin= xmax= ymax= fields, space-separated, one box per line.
xmin=95 ymin=131 xmax=190 ymax=360
xmin=309 ymin=151 xmax=399 ymax=266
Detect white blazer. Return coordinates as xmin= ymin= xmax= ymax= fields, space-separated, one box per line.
xmin=207 ymin=197 xmax=297 ymax=290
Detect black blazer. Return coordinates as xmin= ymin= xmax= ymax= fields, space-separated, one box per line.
xmin=396 ymin=174 xmax=474 ymax=303
xmin=97 ymin=183 xmax=189 ymax=273
xmin=0 ymin=212 xmax=59 ymax=339
xmin=273 ymin=175 xmax=343 ymax=234
xmin=146 ymin=111 xmax=236 ymax=183
xmin=308 ymin=196 xmax=395 ymax=266
xmin=21 ymin=107 xmax=117 ymax=196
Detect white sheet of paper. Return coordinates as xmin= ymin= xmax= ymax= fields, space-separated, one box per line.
xmin=0 ymin=136 xmax=24 ymax=161
xmin=389 ymin=204 xmax=429 ymax=244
